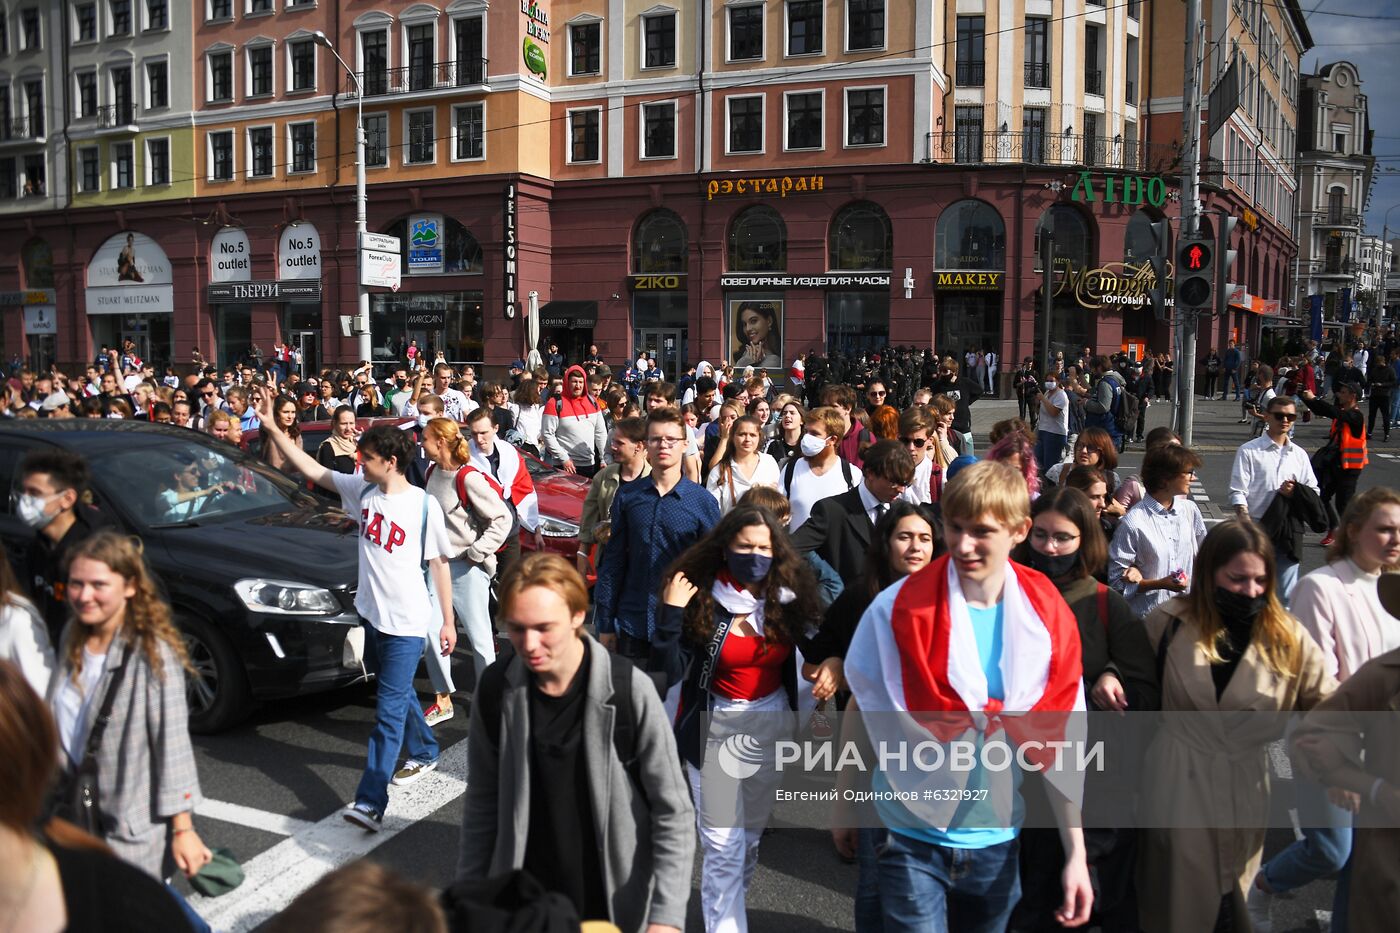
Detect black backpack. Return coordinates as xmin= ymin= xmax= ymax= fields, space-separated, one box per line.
xmin=782 ymin=455 xmax=857 ymax=498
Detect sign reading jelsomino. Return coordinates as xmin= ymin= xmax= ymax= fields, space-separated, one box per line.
xmin=85 ymin=231 xmax=174 ymax=314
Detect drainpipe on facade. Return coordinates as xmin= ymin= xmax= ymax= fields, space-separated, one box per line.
xmin=697 ymin=0 xmax=708 ymax=363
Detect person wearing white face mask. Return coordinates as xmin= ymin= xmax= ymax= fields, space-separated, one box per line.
xmin=781 ymin=407 xmax=862 ymax=531
xmin=16 ymin=451 xmax=114 ymax=648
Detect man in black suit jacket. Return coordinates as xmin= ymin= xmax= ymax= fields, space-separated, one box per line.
xmin=791 ymin=440 xmax=915 ymax=581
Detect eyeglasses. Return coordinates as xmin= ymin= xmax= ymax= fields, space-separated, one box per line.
xmin=869 ymin=390 xmax=886 ymax=398
xmin=899 ymin=436 xmax=929 ymax=448
xmin=201 ymin=390 xmax=216 ymax=397
xmin=647 ymin=436 xmax=686 ymax=447
xmin=1030 ymin=529 xmax=1080 ymax=546
xmin=1272 ymin=413 xmax=1297 ymax=422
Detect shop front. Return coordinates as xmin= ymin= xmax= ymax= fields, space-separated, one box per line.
xmin=17 ymin=239 xmax=56 ymax=368
xmin=1036 ymin=206 xmax=1096 ymax=363
xmin=372 ymin=213 xmax=484 ymax=369
xmin=933 ymin=199 xmax=1007 ymax=362
xmin=204 ymin=225 xmax=325 ymax=371
xmin=538 ymin=301 xmax=597 ymax=371
xmin=630 ymin=210 xmax=689 ymax=378
xmin=85 ymin=231 xmax=174 ymax=367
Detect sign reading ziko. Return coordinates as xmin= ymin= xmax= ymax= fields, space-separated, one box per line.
xmin=1069 ymin=172 xmax=1169 ymax=208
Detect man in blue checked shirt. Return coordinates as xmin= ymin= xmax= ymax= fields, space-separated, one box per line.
xmin=593 ymin=407 xmax=720 ymax=663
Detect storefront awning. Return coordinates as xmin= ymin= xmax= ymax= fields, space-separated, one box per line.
xmin=537 ymin=301 xmax=598 ymax=328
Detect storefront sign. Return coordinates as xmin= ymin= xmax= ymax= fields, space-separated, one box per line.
xmin=629 ymin=274 xmax=687 ymax=291
xmin=278 ymin=224 xmax=322 ymax=280
xmin=1068 ymin=172 xmax=1169 ymax=208
xmin=23 ymin=305 xmax=56 ymax=335
xmin=407 ymin=214 xmax=443 ymax=273
xmin=720 ymin=273 xmax=890 ymax=288
xmin=361 ymin=250 xmax=402 ymax=289
xmin=1053 ymin=261 xmax=1174 ymax=311
xmin=0 ymin=289 xmax=56 ymax=305
xmin=1241 ymin=209 xmax=1260 ymax=232
xmin=932 ymin=270 xmax=1004 ymax=291
xmin=503 ymin=184 xmax=518 ymax=318
xmin=522 ymin=0 xmax=549 ymax=78
xmin=85 ymin=231 xmax=174 ymax=314
xmin=706 ymin=175 xmax=825 ymax=201
xmin=210 ymin=227 xmax=252 ymax=283
xmin=361 ymin=232 xmax=401 ymax=254
xmin=729 ymin=299 xmax=782 ymax=368
xmin=206 ymin=281 xmax=323 ymax=303
xmin=538 ymin=301 xmax=597 ymax=328
xmin=406 ymin=310 xmax=447 ymax=328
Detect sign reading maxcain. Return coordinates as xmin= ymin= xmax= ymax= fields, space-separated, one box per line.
xmin=503 ymin=184 xmax=518 ymax=318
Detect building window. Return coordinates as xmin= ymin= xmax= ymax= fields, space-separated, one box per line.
xmin=453 ymin=16 xmax=484 ymax=84
xmin=568 ymin=108 xmax=600 ymax=163
xmin=935 ymin=198 xmax=1006 ymax=269
xmin=1084 ymin=25 xmax=1103 ymax=95
xmin=363 ymin=113 xmax=387 ymax=167
xmin=846 ymin=0 xmax=884 ymax=51
xmin=728 ymin=6 xmax=763 ymax=61
xmin=0 ymin=89 xmax=9 ymax=139
xmin=77 ymin=72 xmax=98 ymax=118
xmin=289 ymin=39 xmax=315 ymax=92
xmin=209 ymin=52 xmax=233 ymax=101
xmin=845 ymin=88 xmax=884 ymax=147
xmin=641 ymin=101 xmax=676 ymax=158
xmin=454 ymin=102 xmax=484 ymax=160
xmin=109 ymin=0 xmax=131 ymax=35
xmin=1084 ymin=111 xmax=1102 ymax=166
xmin=644 ymin=13 xmax=677 ymax=69
xmin=208 ymin=0 xmax=231 ymax=20
xmin=0 ymin=159 xmax=14 ymax=198
xmin=361 ymin=29 xmax=388 ymax=95
xmin=76 ymin=3 xmax=98 ymax=42
xmin=249 ymin=126 xmax=273 ymax=177
xmin=249 ymin=46 xmax=274 ymax=97
xmin=407 ymin=109 xmax=435 ymax=164
xmin=147 ymin=60 xmax=168 ymax=109
xmin=827 ymin=292 xmax=889 ymax=355
xmin=290 ymin=122 xmax=315 ymax=173
xmin=955 ymin=16 xmax=984 ymax=85
xmin=20 ymin=7 xmax=41 ymax=48
xmin=1022 ymin=107 xmax=1046 ymax=163
xmin=250 ymin=0 xmax=273 ymax=12
xmin=110 ymin=67 xmax=133 ymax=124
xmin=79 ymin=147 xmax=101 ymax=192
xmin=728 ymin=205 xmax=786 ymax=271
xmin=21 ymin=81 xmax=43 ymax=137
xmin=633 ymin=209 xmax=688 ymax=273
xmin=830 ymin=201 xmax=892 ymax=270
xmin=728 ymin=96 xmax=764 ymax=154
xmin=113 ymin=142 xmax=134 ymax=189
xmin=569 ymin=21 xmax=601 ymax=76
xmin=145 ymin=0 xmax=167 ymax=30
xmin=147 ymin=138 xmax=169 ymax=185
xmin=21 ymin=155 xmax=44 ymax=197
xmin=210 ymin=130 xmax=234 ymax=180
xmin=408 ymin=23 xmax=435 ymax=91
xmin=785 ymin=90 xmax=822 ymax=150
xmin=954 ymin=105 xmax=983 ymax=162
xmin=1025 ymin=17 xmax=1050 ymax=87
xmin=787 ymin=0 xmax=822 ymax=55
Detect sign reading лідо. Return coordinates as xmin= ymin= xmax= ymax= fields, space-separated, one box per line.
xmin=1069 ymin=171 xmax=1169 ymax=208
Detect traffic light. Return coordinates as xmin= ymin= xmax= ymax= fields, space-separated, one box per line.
xmin=1176 ymin=234 xmax=1214 ymax=311
xmin=1147 ymin=219 xmax=1171 ymax=322
xmin=1214 ymin=215 xmax=1239 ymax=321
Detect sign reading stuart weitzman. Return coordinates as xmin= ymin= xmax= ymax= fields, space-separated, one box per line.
xmin=706 ymin=175 xmax=825 ymax=201
xmin=85 ymin=232 xmax=174 ymax=314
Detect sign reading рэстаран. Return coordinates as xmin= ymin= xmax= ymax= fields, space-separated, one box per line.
xmin=706 ymin=175 xmax=825 ymax=201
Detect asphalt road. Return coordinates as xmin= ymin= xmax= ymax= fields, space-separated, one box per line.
xmin=182 ymin=393 xmax=1399 ymax=933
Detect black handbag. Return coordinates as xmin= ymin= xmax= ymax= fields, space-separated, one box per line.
xmin=1311 ymin=440 xmax=1342 ymax=482
xmin=51 ymin=647 xmax=130 ymax=836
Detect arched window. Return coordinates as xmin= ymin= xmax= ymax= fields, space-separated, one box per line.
xmin=829 ymin=201 xmax=892 ymax=270
xmin=935 ymin=199 xmax=1005 ymax=270
xmin=632 ymin=209 xmax=688 ymax=274
xmin=728 ymin=205 xmax=786 ymax=272
xmin=1035 ymin=205 xmax=1092 ymax=269
xmin=1035 ymin=205 xmax=1094 ymax=359
xmin=1123 ymin=210 xmax=1167 ymax=268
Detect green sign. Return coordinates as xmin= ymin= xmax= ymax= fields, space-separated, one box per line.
xmin=523 ymin=38 xmax=546 ymax=78
xmin=1069 ymin=171 xmax=1169 ymax=208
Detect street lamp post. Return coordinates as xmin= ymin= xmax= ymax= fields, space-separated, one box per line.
xmin=1378 ymin=203 xmax=1400 ymax=326
xmin=313 ymin=30 xmax=372 ymax=366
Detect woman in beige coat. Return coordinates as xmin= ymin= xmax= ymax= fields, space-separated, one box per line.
xmin=1138 ymin=520 xmax=1336 ymax=933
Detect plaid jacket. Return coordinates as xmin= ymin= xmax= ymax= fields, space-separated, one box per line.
xmin=47 ymin=632 xmax=203 ymax=879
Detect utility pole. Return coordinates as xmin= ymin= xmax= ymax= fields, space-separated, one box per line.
xmin=1176 ymin=0 xmax=1205 ymax=446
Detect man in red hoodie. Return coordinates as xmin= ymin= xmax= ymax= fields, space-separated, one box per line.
xmin=541 ymin=364 xmax=608 ymax=477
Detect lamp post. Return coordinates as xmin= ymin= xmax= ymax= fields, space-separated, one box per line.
xmin=1378 ymin=203 xmax=1400 ymax=325
xmin=313 ymin=30 xmax=372 ymax=366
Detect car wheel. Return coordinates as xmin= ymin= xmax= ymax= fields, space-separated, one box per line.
xmin=179 ymin=613 xmax=252 ymax=734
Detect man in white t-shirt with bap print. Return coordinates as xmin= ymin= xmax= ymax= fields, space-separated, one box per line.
xmin=255 ymin=389 xmax=456 ymax=831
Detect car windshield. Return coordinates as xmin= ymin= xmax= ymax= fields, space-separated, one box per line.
xmin=102 ymin=439 xmax=314 ymax=529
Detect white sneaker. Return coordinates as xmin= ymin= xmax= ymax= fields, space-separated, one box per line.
xmin=391 ymin=759 xmax=438 ymax=786
xmin=1246 ymin=875 xmax=1274 ymax=933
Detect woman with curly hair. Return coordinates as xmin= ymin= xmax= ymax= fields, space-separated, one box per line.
xmin=46 ymin=531 xmax=211 ymax=884
xmin=650 ymin=505 xmax=837 ymax=933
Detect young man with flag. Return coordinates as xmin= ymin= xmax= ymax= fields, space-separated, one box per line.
xmin=465 ymin=406 xmax=542 ymax=576
xmin=840 ymin=460 xmax=1093 ymax=931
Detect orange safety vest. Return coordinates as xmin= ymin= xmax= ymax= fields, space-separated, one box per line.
xmin=1331 ymin=413 xmax=1369 ymax=470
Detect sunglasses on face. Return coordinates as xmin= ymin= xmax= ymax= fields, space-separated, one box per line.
xmin=1272 ymin=412 xmax=1297 ymax=422
xmin=899 ymin=436 xmax=928 ymax=448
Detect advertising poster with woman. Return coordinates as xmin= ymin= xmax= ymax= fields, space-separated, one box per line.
xmin=729 ymin=299 xmax=782 ymax=369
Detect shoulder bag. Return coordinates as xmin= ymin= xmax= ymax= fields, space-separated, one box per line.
xmin=50 ymin=646 xmax=131 ymax=836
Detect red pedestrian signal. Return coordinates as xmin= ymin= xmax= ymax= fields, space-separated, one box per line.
xmin=1179 ymin=242 xmax=1212 ymax=271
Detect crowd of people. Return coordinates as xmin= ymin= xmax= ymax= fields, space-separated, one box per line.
xmin=1 ymin=334 xmax=1399 ymax=933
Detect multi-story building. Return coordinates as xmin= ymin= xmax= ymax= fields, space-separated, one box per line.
xmin=1144 ymin=0 xmax=1309 ymax=352
xmin=1356 ymin=233 xmax=1389 ymax=315
xmin=1293 ymin=61 xmax=1375 ymax=331
xmin=0 ymin=0 xmax=1268 ymax=383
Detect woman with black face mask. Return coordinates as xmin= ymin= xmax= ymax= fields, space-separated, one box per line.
xmin=1010 ymin=487 xmax=1158 ymax=933
xmin=1137 ymin=520 xmax=1337 ymax=933
xmin=649 ymin=505 xmax=830 ymax=933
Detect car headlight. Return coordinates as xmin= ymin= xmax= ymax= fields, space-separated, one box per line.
xmin=538 ymin=516 xmax=580 ymax=538
xmin=234 ymin=579 xmax=341 ymax=615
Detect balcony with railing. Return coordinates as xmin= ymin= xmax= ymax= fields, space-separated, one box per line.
xmin=1025 ymin=62 xmax=1051 ymax=88
xmin=1315 ymin=256 xmax=1355 ymax=278
xmin=356 ymin=59 xmax=488 ymax=97
xmin=955 ymin=61 xmax=985 ymax=86
xmin=95 ymin=104 xmax=137 ymax=132
xmin=1084 ymin=69 xmax=1104 ymax=96
xmin=1311 ymin=209 xmax=1362 ymax=230
xmin=928 ymin=131 xmax=1175 ymax=173
xmin=0 ymin=116 xmax=44 ymax=143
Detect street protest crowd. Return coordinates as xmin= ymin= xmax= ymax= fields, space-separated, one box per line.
xmin=1 ymin=333 xmax=1400 ymax=933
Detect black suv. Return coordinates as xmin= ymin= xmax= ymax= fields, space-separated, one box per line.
xmin=0 ymin=419 xmax=367 ymax=733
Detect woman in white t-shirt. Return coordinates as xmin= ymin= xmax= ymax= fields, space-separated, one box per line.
xmin=507 ymin=378 xmax=545 ymax=455
xmin=1035 ymin=375 xmax=1071 ymax=475
xmin=707 ymin=416 xmax=780 ymax=514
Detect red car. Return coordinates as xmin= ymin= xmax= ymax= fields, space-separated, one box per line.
xmin=288 ymin=417 xmax=590 ymax=577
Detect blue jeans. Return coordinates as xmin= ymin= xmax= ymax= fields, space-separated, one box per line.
xmin=856 ymin=827 xmax=887 ymax=933
xmin=877 ymin=831 xmax=1021 ymax=933
xmin=1260 ymin=767 xmax=1353 ymax=932
xmin=355 ymin=626 xmax=440 ymax=814
xmin=1035 ymin=431 xmax=1067 ymax=478
xmin=449 ymin=560 xmax=496 ymax=681
xmin=1389 ymin=392 xmax=1400 ymax=426
xmin=1277 ymin=556 xmax=1300 ymax=607
xmin=168 ymin=884 xmax=212 ymax=933
xmin=1226 ymin=370 xmax=1242 ymax=399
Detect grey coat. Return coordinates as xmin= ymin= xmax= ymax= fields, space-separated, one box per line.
xmin=457 ymin=635 xmax=695 ymax=932
xmin=47 ymin=632 xmax=203 ymax=880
